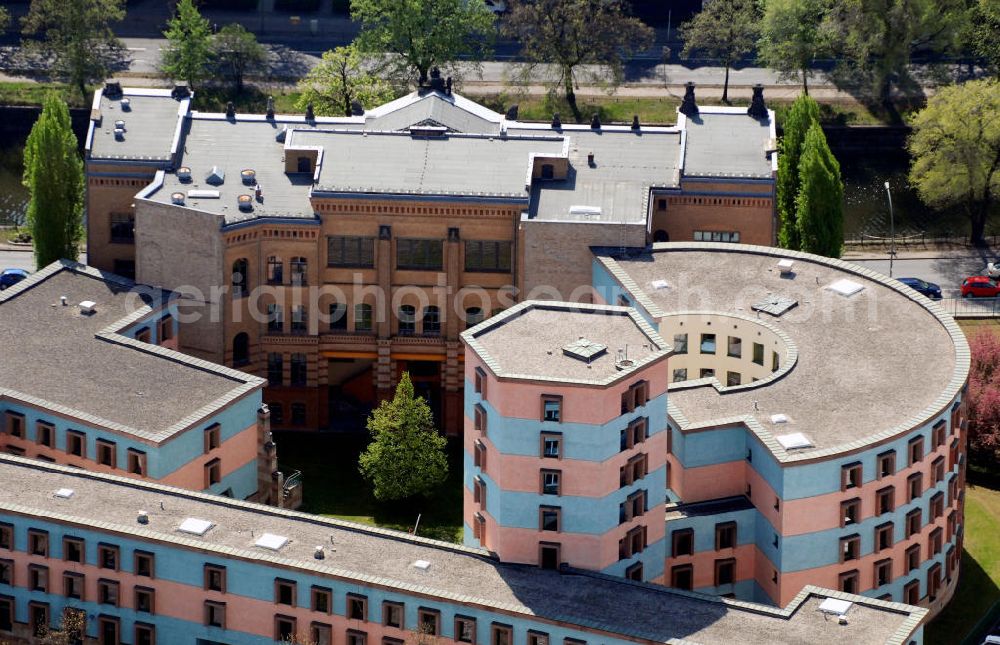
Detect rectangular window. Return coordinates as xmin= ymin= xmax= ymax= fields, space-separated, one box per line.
xmin=266 ymin=355 xmax=283 ymax=387
xmin=527 ymin=631 xmax=549 ymax=645
xmin=275 ymin=578 xmax=297 ymax=606
xmin=159 ymin=315 xmax=174 ymax=343
xmin=727 ymin=336 xmax=742 ymax=358
xmin=933 ymin=420 xmax=947 ymax=447
xmin=291 ymin=306 xmax=308 ymax=333
xmin=204 ymin=424 xmax=221 ymax=453
xmin=134 ymin=586 xmax=155 ymax=614
xmin=841 ymin=498 xmax=861 ymax=527
xmin=874 ymin=558 xmax=893 ymax=587
xmin=355 ymin=303 xmax=373 ymax=332
xmin=109 ymin=212 xmax=135 ymax=243
xmin=135 ymin=622 xmax=156 ymax=645
xmin=878 ymin=450 xmax=896 ymax=479
xmin=541 ymin=396 xmax=562 ymax=422
xmin=672 ymin=368 xmax=687 ymax=382
xmin=455 ymin=616 xmax=477 ymax=644
xmin=700 ymin=368 xmax=715 ymax=379
xmin=474 ymin=439 xmax=487 ymax=470
xmin=541 ymin=470 xmax=561 ymax=495
xmin=928 ymin=563 xmax=942 ymax=600
xmin=63 ymin=572 xmax=84 ymax=599
xmin=0 ymin=560 xmax=12 ymax=585
xmin=877 ymin=486 xmax=895 ymax=515
xmin=840 ymin=534 xmax=861 ymax=562
xmin=28 ymin=529 xmax=48 ymax=556
xmin=715 ymin=558 xmax=736 ymax=586
xmin=134 ymin=551 xmax=154 ymax=578
xmin=28 ymin=564 xmax=48 ymax=592
xmin=907 ymin=472 xmax=923 ymax=502
xmin=67 ymin=431 xmax=86 ymax=458
xmin=909 ymin=436 xmax=925 ymax=465
xmin=382 ymin=601 xmax=403 ymax=628
xmin=267 ymin=303 xmax=284 ymax=333
xmin=875 ymin=522 xmax=894 ymax=552
xmin=930 ymin=527 xmax=943 ymax=556
xmin=906 ymin=509 xmax=922 ymax=538
xmin=0 ymin=596 xmax=12 ymax=632
xmin=418 ymin=608 xmax=441 ymax=636
xmin=347 ymin=594 xmax=368 ymax=621
xmin=290 ymin=257 xmax=308 ymax=286
xmin=97 ymin=578 xmax=119 ymax=605
xmin=726 ymin=371 xmax=741 ymax=386
xmin=839 ymin=570 xmax=860 ymax=594
xmin=98 ymin=615 xmax=120 ymax=645
xmin=311 ymin=586 xmax=332 ymax=614
xmin=127 ymin=449 xmax=147 ymax=476
xmin=205 ymin=458 xmax=222 ymax=487
xmin=96 ymin=439 xmax=116 ymax=468
xmin=98 ymin=543 xmax=119 ymax=570
xmin=474 ymin=367 xmax=487 ymax=398
xmin=491 ymin=623 xmax=513 ymax=645
xmin=291 ymin=353 xmax=308 ymax=386
xmin=905 ymin=544 xmax=921 ymax=572
xmin=673 ymin=333 xmax=688 ymax=354
xmin=328 ymin=236 xmax=375 ymax=268
xmin=673 ymin=528 xmax=694 ymax=556
xmin=63 ymin=537 xmax=84 ymax=563
xmin=474 ymin=477 xmax=486 ymax=508
xmin=312 ymin=622 xmax=333 ymax=645
xmin=841 ymin=463 xmax=862 ymax=490
xmin=0 ymin=524 xmax=10 ymax=551
xmin=541 ymin=433 xmax=561 ymax=458
xmin=931 ymin=492 xmax=944 ymax=519
xmin=715 ymin=522 xmax=736 ymax=549
xmin=904 ymin=579 xmax=920 ymax=605
xmin=539 ymin=506 xmax=561 ymax=532
xmin=397 ymin=238 xmax=443 ymax=270
xmin=465 ymin=240 xmax=512 ymax=272
xmin=347 ymin=630 xmax=368 ymax=645
xmin=204 ymin=564 xmax=226 ymax=592
xmin=932 ymin=456 xmax=945 ymax=484
xmin=671 ymin=564 xmax=693 ymax=590
xmin=36 ymin=422 xmax=54 ymax=448
xmin=700 ymin=333 xmax=716 ymax=354
xmin=205 ymin=601 xmax=226 ymax=628
xmin=474 ymin=404 xmax=487 ymax=435
xmin=752 ymin=342 xmax=764 ymax=366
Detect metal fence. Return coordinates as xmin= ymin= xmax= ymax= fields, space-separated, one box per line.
xmin=939 ymin=297 xmax=1000 ymax=318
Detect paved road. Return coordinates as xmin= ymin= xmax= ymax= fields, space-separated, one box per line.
xmin=847 ymin=252 xmax=999 ymax=298
xmin=0 ymin=250 xmax=88 ymax=274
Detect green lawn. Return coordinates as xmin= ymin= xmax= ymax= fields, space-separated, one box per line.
xmin=272 ymin=430 xmax=465 ymax=544
xmin=927 ymin=483 xmax=1000 ymax=644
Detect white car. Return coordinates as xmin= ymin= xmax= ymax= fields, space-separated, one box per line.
xmin=986 ymin=262 xmax=1000 ymax=278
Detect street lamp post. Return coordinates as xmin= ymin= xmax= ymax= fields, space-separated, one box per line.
xmin=884 ymin=181 xmax=895 ymax=278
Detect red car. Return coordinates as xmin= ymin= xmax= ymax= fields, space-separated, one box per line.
xmin=961 ymin=276 xmax=1000 ymax=298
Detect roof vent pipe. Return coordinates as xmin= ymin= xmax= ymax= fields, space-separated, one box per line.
xmin=60 ymin=296 xmax=67 ymax=306
xmin=266 ymin=96 xmax=275 ymax=120
xmin=114 ymin=128 xmax=125 ymax=141
xmin=170 ymin=192 xmax=185 ymax=205
xmin=137 ymin=511 xmax=149 ymax=524
xmin=120 ymin=98 xmax=131 ymax=111
xmin=177 ymin=166 xmax=192 ymax=182
xmin=314 ymin=546 xmax=325 ymax=560
xmin=679 ymin=82 xmax=699 ymax=118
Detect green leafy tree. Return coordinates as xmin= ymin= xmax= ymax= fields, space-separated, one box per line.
xmin=795 ymin=122 xmax=843 ymax=258
xmin=296 ymin=44 xmax=397 ymax=117
xmin=359 ymin=372 xmax=449 ymax=501
xmin=504 ymin=0 xmax=654 ymax=123
xmin=820 ymin=0 xmax=966 ymax=106
xmin=0 ymin=7 xmax=10 ymax=35
xmin=908 ymin=79 xmax=1000 ymax=246
xmin=351 ymin=0 xmax=495 ymax=86
xmin=23 ymin=93 xmax=84 ymax=269
xmin=680 ymin=0 xmax=761 ymax=104
xmin=777 ymin=94 xmax=820 ymax=250
xmin=969 ymin=0 xmax=1000 ymax=79
xmin=21 ymin=0 xmax=126 ymax=101
xmin=212 ymin=23 xmax=266 ymax=94
xmin=757 ymin=0 xmax=828 ymax=95
xmin=162 ymin=0 xmax=214 ymax=88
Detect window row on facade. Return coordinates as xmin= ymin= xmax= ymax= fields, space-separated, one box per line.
xmin=672 ymin=333 xmax=780 ymax=371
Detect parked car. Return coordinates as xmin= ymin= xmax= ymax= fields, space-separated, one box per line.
xmin=961 ymin=276 xmax=1000 ymax=298
xmin=986 ymin=262 xmax=999 ymax=278
xmin=897 ymin=277 xmax=942 ymax=299
xmin=0 ymin=268 xmax=28 ymax=291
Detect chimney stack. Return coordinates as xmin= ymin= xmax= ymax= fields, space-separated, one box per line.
xmin=225 ymin=102 xmax=236 ymax=119
xmin=590 ymin=113 xmax=601 ymax=129
xmin=679 ymin=82 xmax=699 ymax=118
xmin=747 ymin=84 xmax=768 ymax=120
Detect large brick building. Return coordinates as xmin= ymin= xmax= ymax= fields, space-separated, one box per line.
xmin=84 ymin=79 xmax=777 ymax=434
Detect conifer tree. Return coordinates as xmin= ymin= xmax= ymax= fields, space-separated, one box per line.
xmin=359 ymin=372 xmax=449 ymax=501
xmin=795 ymin=122 xmax=843 ymax=258
xmin=23 ymin=93 xmax=84 ymax=269
xmin=777 ymin=94 xmax=820 ymax=250
xmin=162 ymin=0 xmax=213 ymax=88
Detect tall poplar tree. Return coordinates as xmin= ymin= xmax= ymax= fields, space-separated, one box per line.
xmin=162 ymin=0 xmax=214 ymax=88
xmin=777 ymin=94 xmax=820 ymax=250
xmin=795 ymin=122 xmax=843 ymax=258
xmin=23 ymin=93 xmax=84 ymax=269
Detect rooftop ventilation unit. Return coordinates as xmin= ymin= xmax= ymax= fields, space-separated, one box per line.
xmin=818 ymin=598 xmax=853 ymax=616
xmin=237 ymin=194 xmax=253 ymax=212
xmin=776 ymin=433 xmax=813 ymax=450
xmin=563 ymin=337 xmax=607 ymax=363
xmin=241 ymin=169 xmax=257 ymax=185
xmin=413 ymin=560 xmax=431 ymax=570
xmin=276 ymin=126 xmax=288 ymax=143
xmin=255 ymin=533 xmax=289 ymax=551
xmin=569 ymin=205 xmax=602 ymax=217
xmin=137 ymin=510 xmax=149 ymax=524
xmin=187 ymin=189 xmax=220 ymax=199
xmin=114 ymin=120 xmax=126 ymax=131
xmin=776 ymin=259 xmax=794 ymax=275
xmin=177 ymin=167 xmax=192 ymax=182
xmin=206 ymin=166 xmax=225 ymax=186
xmin=751 ymin=295 xmax=798 ymax=317
xmin=170 ymin=192 xmax=185 ymax=205
xmin=770 ymin=413 xmax=789 ymax=424
xmin=650 ymin=279 xmax=669 ymax=290
xmin=178 ymin=517 xmax=214 ymax=536
xmin=78 ymin=300 xmax=96 ymax=315
xmin=120 ymin=98 xmax=131 ymax=111
xmin=827 ymin=279 xmax=864 ymax=297
xmin=114 ymin=128 xmax=125 ymax=141
xmin=314 ymin=546 xmax=325 ymax=560
xmin=54 ymin=488 xmax=74 ymax=499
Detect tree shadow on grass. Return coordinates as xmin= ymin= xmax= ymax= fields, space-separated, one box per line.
xmin=926 ymin=549 xmax=1000 ymax=644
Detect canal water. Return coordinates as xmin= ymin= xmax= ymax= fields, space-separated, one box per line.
xmin=0 ymin=147 xmax=27 ymax=228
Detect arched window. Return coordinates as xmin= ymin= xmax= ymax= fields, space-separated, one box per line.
xmin=422 ymin=306 xmax=440 ymax=336
xmin=232 ymin=332 xmax=249 ymax=366
xmin=399 ymin=305 xmax=416 ymax=335
xmin=232 ymin=258 xmax=249 ymax=298
xmin=266 ymin=256 xmax=283 ymax=284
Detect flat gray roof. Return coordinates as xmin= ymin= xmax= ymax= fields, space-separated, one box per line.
xmin=463 ymin=302 xmax=670 ymax=385
xmin=598 ymin=244 xmax=968 ymax=459
xmin=682 ymin=109 xmax=775 ymax=179
xmin=88 ymin=89 xmax=187 ymax=163
xmin=0 ymin=262 xmax=263 ymax=440
xmin=0 ymin=454 xmax=925 ymax=645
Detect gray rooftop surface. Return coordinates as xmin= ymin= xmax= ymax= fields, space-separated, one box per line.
xmin=465 ymin=302 xmax=669 ymax=385
xmin=0 ymin=454 xmax=924 ymax=645
xmin=0 ymin=263 xmax=260 ymax=439
xmin=88 ymin=89 xmax=186 ymax=162
xmin=682 ymin=111 xmax=774 ymax=179
xmin=364 ymin=92 xmax=502 ymax=134
xmin=602 ymin=244 xmax=965 ymax=456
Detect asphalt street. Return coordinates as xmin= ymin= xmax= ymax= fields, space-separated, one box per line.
xmin=846 ymin=253 xmax=999 ymax=298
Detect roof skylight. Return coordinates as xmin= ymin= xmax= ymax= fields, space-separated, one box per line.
xmin=828 ymin=279 xmax=864 ymax=297
xmin=776 ymin=433 xmax=813 ymax=450
xmin=562 ymin=337 xmax=607 ymax=362
xmin=255 ymin=533 xmax=289 ymax=551
xmin=178 ymin=518 xmax=214 ymax=536
xmin=751 ymin=295 xmax=798 ymax=316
